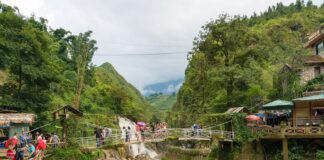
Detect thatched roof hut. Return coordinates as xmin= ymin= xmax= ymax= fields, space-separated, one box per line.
xmin=0 ymin=113 xmax=35 ymax=126
xmin=0 ymin=113 xmax=36 ymax=138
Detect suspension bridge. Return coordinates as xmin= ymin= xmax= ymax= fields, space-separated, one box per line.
xmin=72 ymin=127 xmax=235 ymax=149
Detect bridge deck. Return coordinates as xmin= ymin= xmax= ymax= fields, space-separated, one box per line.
xmin=178 ymin=137 xmax=211 ymax=141
xmin=73 ymin=128 xmax=234 ymax=149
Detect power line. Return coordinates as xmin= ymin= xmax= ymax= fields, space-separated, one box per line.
xmin=93 ymin=52 xmax=187 ymax=57
xmin=103 ymin=41 xmax=189 ymax=47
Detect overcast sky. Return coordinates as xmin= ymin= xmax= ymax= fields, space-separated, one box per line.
xmin=2 ymin=0 xmax=323 ymax=92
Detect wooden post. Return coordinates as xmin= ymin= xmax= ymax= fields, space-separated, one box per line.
xmin=61 ymin=119 xmax=67 ymax=143
xmin=282 ymin=138 xmax=288 ymax=160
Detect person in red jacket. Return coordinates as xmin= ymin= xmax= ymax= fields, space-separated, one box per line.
xmin=35 ymin=135 xmax=46 ymax=159
xmin=6 ymin=148 xmax=16 ymax=160
xmin=5 ymin=133 xmax=19 ymax=160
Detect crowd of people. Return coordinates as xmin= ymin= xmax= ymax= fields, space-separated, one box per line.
xmin=121 ymin=126 xmax=132 ymax=142
xmin=95 ymin=122 xmax=170 ymax=145
xmin=5 ymin=131 xmax=60 ymax=160
xmin=151 ymin=122 xmax=168 ymax=138
xmin=119 ymin=122 xmax=169 ymax=143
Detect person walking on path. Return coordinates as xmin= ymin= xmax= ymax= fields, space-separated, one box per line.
xmin=51 ymin=133 xmax=60 ymax=148
xmin=5 ymin=133 xmax=18 ymax=160
xmin=15 ymin=135 xmax=26 ymax=160
xmin=6 ymin=148 xmax=15 ymax=160
xmin=28 ymin=142 xmax=36 ymax=160
xmin=35 ymin=135 xmax=46 ymax=160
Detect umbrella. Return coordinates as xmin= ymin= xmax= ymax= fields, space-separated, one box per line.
xmin=245 ymin=115 xmax=262 ymax=121
xmin=136 ymin=122 xmax=146 ymax=126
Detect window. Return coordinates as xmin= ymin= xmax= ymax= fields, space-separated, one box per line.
xmin=315 ymin=66 xmax=321 ymax=77
xmin=316 ymin=41 xmax=324 ymax=55
xmin=312 ymin=107 xmax=324 ymax=117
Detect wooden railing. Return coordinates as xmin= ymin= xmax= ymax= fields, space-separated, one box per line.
xmin=249 ymin=126 xmax=324 ymax=137
xmin=73 ymin=128 xmax=235 ymax=148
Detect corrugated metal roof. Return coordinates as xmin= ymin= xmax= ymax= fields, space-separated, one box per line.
xmin=225 ymin=107 xmax=246 ymax=113
xmin=304 ymin=27 xmax=324 ymax=48
xmin=293 ymin=94 xmax=324 ymax=101
xmin=261 ymin=100 xmax=293 ymax=110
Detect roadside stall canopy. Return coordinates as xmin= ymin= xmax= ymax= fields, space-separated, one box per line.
xmin=261 ymin=100 xmax=293 ymax=110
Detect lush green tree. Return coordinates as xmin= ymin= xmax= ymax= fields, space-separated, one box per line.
xmin=0 ymin=5 xmax=60 ymax=112
xmin=171 ymin=1 xmax=324 ymax=127
xmin=70 ymin=31 xmax=97 ymax=109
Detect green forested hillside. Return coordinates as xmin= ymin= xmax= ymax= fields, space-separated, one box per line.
xmin=170 ymin=1 xmax=324 ymax=127
xmin=146 ymin=93 xmax=177 ymax=111
xmin=0 ymin=2 xmax=152 ymax=131
xmin=82 ymin=62 xmax=152 ymax=120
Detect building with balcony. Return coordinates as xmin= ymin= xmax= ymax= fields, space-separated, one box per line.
xmin=301 ymin=26 xmax=324 ymax=84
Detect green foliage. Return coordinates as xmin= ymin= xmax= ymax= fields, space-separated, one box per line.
xmin=198 ymin=113 xmax=263 ymax=144
xmin=172 ymin=0 xmax=324 ymax=127
xmin=71 ymin=31 xmax=97 ymax=109
xmin=80 ymin=63 xmax=153 ymax=121
xmin=167 ymin=146 xmax=210 ymax=156
xmin=0 ymin=1 xmax=153 ymax=134
xmin=316 ymin=150 xmax=324 ymax=160
xmin=146 ymin=93 xmax=177 ymax=111
xmin=304 ymin=74 xmax=324 ymax=91
xmin=150 ymin=114 xmax=161 ymax=124
xmin=46 ymin=147 xmax=102 ymax=160
xmin=146 ymin=93 xmax=177 ymax=121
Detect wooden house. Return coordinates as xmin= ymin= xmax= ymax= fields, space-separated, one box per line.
xmin=300 ymin=26 xmax=324 ymax=84
xmin=255 ymin=95 xmax=324 ymax=160
xmin=252 ymin=27 xmax=324 ymax=160
xmin=279 ymin=26 xmax=324 ymax=86
xmin=292 ymin=94 xmax=324 ymax=126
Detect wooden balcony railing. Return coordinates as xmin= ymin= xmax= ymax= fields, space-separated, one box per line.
xmin=249 ymin=126 xmax=324 ymax=137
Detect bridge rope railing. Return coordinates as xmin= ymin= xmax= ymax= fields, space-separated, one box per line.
xmin=71 ymin=128 xmax=235 ymax=148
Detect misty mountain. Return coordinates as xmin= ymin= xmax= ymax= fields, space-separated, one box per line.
xmin=143 ymin=78 xmax=183 ymax=95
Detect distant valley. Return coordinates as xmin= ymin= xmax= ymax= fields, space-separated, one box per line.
xmin=144 ymin=79 xmax=182 ymax=112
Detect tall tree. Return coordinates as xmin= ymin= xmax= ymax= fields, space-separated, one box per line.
xmin=70 ymin=31 xmax=97 ymax=109
xmin=195 ymin=15 xmax=250 ymax=107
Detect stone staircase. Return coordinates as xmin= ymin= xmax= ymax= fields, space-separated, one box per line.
xmin=0 ymin=149 xmax=6 ymax=159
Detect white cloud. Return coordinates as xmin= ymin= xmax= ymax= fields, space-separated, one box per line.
xmin=2 ymin=0 xmax=323 ymax=91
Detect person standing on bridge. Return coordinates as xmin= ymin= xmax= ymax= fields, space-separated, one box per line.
xmin=51 ymin=133 xmax=60 ymax=148
xmin=140 ymin=127 xmax=145 ymax=141
xmin=192 ymin=124 xmax=198 ymax=136
xmin=125 ymin=126 xmax=131 ymax=142
xmin=121 ymin=126 xmax=126 ymax=142
xmin=135 ymin=124 xmax=141 ymax=141
xmin=94 ymin=127 xmax=101 ymax=147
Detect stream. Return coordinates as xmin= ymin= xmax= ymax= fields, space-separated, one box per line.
xmin=118 ymin=117 xmax=159 ymax=159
